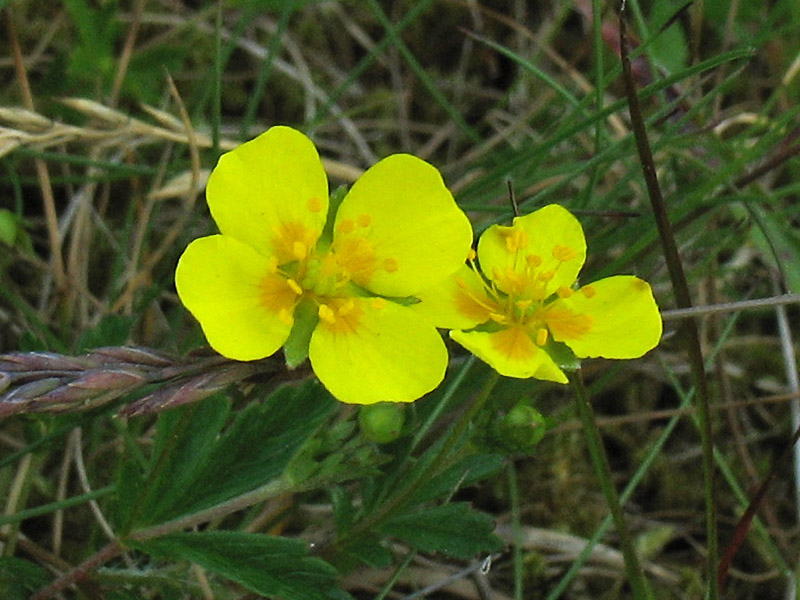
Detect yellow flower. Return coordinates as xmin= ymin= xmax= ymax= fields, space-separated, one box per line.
xmin=175 ymin=126 xmax=472 ymax=404
xmin=415 ymin=204 xmax=662 ymax=383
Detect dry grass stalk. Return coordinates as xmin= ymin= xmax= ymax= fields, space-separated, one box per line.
xmin=0 ymin=98 xmax=362 ymax=196
xmin=0 ymin=346 xmax=283 ymax=418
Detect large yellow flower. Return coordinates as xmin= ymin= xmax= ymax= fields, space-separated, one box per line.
xmin=415 ymin=204 xmax=662 ymax=382
xmin=175 ymin=126 xmax=472 ymax=404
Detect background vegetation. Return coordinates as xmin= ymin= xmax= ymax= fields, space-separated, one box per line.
xmin=1 ymin=0 xmax=800 ymax=598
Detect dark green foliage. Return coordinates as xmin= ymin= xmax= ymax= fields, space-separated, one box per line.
xmin=123 ymin=381 xmax=335 ymax=526
xmin=0 ymin=557 xmax=51 ymax=600
xmin=380 ymin=502 xmax=502 ymax=560
xmin=132 ymin=531 xmax=345 ymax=600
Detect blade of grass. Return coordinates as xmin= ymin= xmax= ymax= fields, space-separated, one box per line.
xmin=364 ymin=0 xmax=481 ymax=144
xmin=0 ymin=486 xmax=115 ymax=527
xmin=307 ymin=0 xmax=438 ymax=130
xmin=239 ymin=0 xmax=295 ymax=139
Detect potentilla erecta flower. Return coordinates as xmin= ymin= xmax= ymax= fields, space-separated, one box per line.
xmin=415 ymin=204 xmax=662 ymax=382
xmin=175 ymin=126 xmax=472 ymax=404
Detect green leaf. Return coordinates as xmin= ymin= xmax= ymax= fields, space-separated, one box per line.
xmin=0 ymin=557 xmax=51 ymax=600
xmin=140 ymin=381 xmax=336 ymax=523
xmin=0 ymin=209 xmax=19 ymax=246
xmin=113 ymin=458 xmax=147 ymax=533
xmin=133 ymin=396 xmax=230 ymax=526
xmin=413 ymin=454 xmax=504 ymax=504
xmin=648 ymin=1 xmax=689 ymax=74
xmin=340 ymin=535 xmax=393 ymax=569
xmin=131 ymin=531 xmax=344 ymax=600
xmin=380 ymin=502 xmax=502 ymax=560
xmin=75 ymin=314 xmax=135 ymax=351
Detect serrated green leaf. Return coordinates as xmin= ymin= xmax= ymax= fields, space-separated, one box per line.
xmin=380 ymin=502 xmax=502 ymax=560
xmin=413 ymin=454 xmax=504 ymax=504
xmin=131 ymin=531 xmax=343 ymax=600
xmin=133 ymin=396 xmax=230 ymax=526
xmin=142 ymin=381 xmax=336 ymax=523
xmin=340 ymin=536 xmax=393 ymax=569
xmin=113 ymin=458 xmax=146 ymax=533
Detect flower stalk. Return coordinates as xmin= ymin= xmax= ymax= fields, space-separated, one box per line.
xmin=618 ymin=8 xmax=717 ymax=598
xmin=570 ymin=371 xmax=654 ymax=600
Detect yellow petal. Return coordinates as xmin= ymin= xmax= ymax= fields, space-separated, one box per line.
xmin=332 ymin=154 xmax=472 ymax=297
xmin=308 ymin=299 xmax=448 ymax=404
xmin=175 ymin=235 xmax=295 ymax=360
xmin=206 ymin=126 xmax=329 ymax=265
xmin=412 ymin=264 xmax=497 ymax=329
xmin=545 ymin=275 xmax=662 ymax=359
xmin=450 ymin=328 xmax=567 ymax=383
xmin=477 ymin=204 xmax=586 ymax=300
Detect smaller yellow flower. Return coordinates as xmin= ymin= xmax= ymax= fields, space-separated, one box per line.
xmin=415 ymin=204 xmax=662 ymax=382
xmin=175 ymin=126 xmax=472 ymax=404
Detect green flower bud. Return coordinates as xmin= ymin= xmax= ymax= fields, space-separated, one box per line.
xmin=359 ymin=402 xmax=405 ymax=444
xmin=498 ymin=404 xmax=547 ymax=450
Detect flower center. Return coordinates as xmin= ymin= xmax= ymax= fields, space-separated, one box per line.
xmin=261 ymin=202 xmax=400 ymax=336
xmin=457 ymin=239 xmax=593 ymax=348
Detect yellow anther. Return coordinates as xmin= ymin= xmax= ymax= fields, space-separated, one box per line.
xmin=535 ymin=328 xmax=549 ymax=346
xmin=525 ymin=254 xmax=542 ymax=267
xmin=467 ymin=248 xmax=477 ymax=261
xmin=307 ymin=197 xmax=324 ymax=213
xmin=515 ymin=299 xmax=533 ymax=311
xmin=489 ymin=312 xmax=508 ymax=324
xmin=538 ymin=270 xmax=555 ymax=282
xmin=504 ymin=228 xmax=529 ymax=252
xmin=286 ymin=278 xmax=303 ymax=295
xmin=318 ymin=304 xmax=336 ymax=324
xmin=370 ymin=297 xmax=386 ymax=310
xmin=338 ymin=299 xmax=355 ymax=316
xmin=357 ymin=213 xmax=372 ymax=228
xmin=552 ymin=245 xmax=578 ymax=262
xmin=267 ymin=256 xmax=279 ymax=274
xmin=337 ymin=219 xmax=355 ymax=235
xmin=581 ymin=285 xmax=596 ymax=298
xmin=556 ymin=286 xmax=574 ymax=299
xmin=504 ymin=268 xmax=526 ymax=293
xmin=278 ymin=308 xmax=294 ymax=326
xmin=292 ymin=241 xmax=307 ymax=260
xmin=383 ymin=257 xmax=399 ymax=273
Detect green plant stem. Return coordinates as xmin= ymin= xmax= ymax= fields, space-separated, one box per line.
xmin=570 ymin=371 xmax=654 ymax=600
xmin=506 ymin=462 xmax=524 ymax=600
xmin=618 ymin=10 xmax=717 ymax=599
xmin=325 ymin=370 xmax=501 ymax=558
